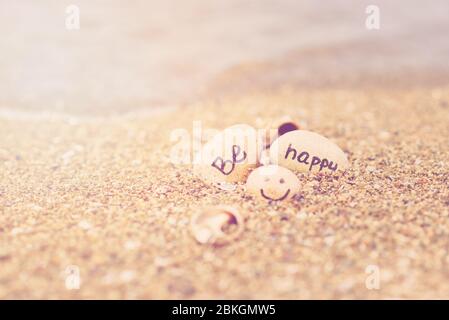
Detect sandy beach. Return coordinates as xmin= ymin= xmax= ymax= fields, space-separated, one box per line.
xmin=1 ymin=1 xmax=449 ymax=299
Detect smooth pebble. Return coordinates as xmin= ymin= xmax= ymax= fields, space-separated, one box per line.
xmin=194 ymin=124 xmax=260 ymax=183
xmin=190 ymin=206 xmax=244 ymax=245
xmin=269 ymin=130 xmax=349 ymax=173
xmin=246 ymin=165 xmax=300 ymax=201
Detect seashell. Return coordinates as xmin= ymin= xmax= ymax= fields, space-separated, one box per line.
xmin=190 ymin=206 xmax=244 ymax=245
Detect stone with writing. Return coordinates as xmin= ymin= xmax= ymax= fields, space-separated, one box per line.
xmin=194 ymin=124 xmax=260 ymax=184
xmin=269 ymin=130 xmax=349 ymax=173
xmin=246 ymin=165 xmax=300 ymax=202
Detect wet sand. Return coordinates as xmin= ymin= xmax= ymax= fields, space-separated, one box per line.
xmin=1 ymin=1 xmax=449 ymax=299
xmin=2 ymin=0 xmax=449 ymax=116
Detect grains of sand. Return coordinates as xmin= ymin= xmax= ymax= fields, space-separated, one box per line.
xmin=0 ymin=87 xmax=448 ymax=299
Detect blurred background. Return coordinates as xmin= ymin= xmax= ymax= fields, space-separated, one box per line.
xmin=1 ymin=0 xmax=448 ymax=116
xmin=1 ymin=1 xmax=449 ymax=300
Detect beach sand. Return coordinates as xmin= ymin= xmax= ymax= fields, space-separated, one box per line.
xmin=1 ymin=86 xmax=448 ymax=299
xmin=1 ymin=1 xmax=449 ymax=299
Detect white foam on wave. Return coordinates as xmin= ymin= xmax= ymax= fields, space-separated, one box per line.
xmin=0 ymin=105 xmax=177 ymax=123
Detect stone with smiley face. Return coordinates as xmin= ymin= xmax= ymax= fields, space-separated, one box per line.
xmin=246 ymin=165 xmax=300 ymax=201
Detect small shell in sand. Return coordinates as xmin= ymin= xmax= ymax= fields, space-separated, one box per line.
xmin=190 ymin=206 xmax=244 ymax=245
xmin=256 ymin=116 xmax=300 ymax=147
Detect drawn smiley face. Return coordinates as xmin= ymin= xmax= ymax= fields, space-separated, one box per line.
xmin=246 ymin=165 xmax=300 ymax=201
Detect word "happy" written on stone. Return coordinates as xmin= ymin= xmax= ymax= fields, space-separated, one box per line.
xmin=284 ymin=144 xmax=338 ymax=172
